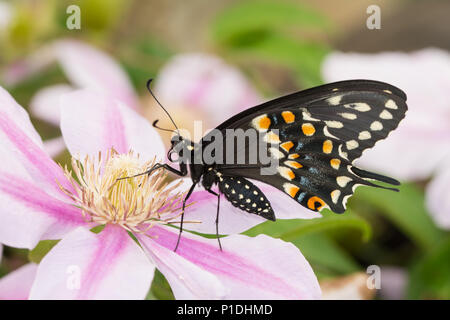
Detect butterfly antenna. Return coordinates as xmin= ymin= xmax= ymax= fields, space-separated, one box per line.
xmin=146 ymin=79 xmax=179 ymax=134
xmin=152 ymin=119 xmax=176 ymax=133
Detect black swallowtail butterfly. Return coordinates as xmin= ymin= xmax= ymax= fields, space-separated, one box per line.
xmin=129 ymin=79 xmax=408 ymax=251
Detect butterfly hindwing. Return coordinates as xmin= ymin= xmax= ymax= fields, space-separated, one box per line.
xmin=218 ymin=176 xmax=275 ymax=220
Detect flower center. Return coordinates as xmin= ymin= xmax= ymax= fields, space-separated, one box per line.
xmin=60 ymin=150 xmax=185 ymax=233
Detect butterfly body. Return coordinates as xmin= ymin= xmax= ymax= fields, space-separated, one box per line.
xmin=143 ymin=79 xmax=408 ymax=250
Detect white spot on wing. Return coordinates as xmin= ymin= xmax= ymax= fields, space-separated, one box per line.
xmin=358 ymin=131 xmax=371 ymax=140
xmin=370 ymin=121 xmax=383 ymax=131
xmin=385 ymin=99 xmax=398 ymax=110
xmin=323 ymin=126 xmax=338 ymax=139
xmin=340 ymin=113 xmax=357 ymax=120
xmin=348 ymin=103 xmax=371 ymax=112
xmin=327 ymin=95 xmax=342 ymax=106
xmin=301 ymin=109 xmax=320 ymax=122
xmin=278 ymin=166 xmax=294 ymax=181
xmin=338 ymin=145 xmax=348 ymax=160
xmin=331 ymin=190 xmax=341 ymax=204
xmin=379 ymin=110 xmax=393 ymax=119
xmin=269 ymin=147 xmax=284 ymax=159
xmin=337 ymin=176 xmax=352 ymax=187
xmin=325 ymin=120 xmax=343 ymax=128
xmin=346 ymin=140 xmax=359 ymax=150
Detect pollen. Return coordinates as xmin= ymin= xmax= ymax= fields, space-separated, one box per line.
xmin=59 ymin=149 xmax=186 ymax=233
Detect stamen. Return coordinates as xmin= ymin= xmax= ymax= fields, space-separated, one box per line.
xmin=59 ymin=150 xmax=191 ymax=233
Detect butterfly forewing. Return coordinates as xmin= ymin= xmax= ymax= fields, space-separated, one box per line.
xmin=206 ymin=80 xmax=407 ymax=215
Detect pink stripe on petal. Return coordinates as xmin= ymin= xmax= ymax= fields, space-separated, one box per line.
xmin=148 ymin=226 xmax=321 ymax=299
xmin=61 ymin=90 xmax=165 ymax=162
xmin=30 ymin=226 xmax=155 ymax=300
xmin=76 ymin=225 xmax=130 ymax=299
xmin=0 ymin=172 xmax=87 ymax=248
xmin=104 ymin=104 xmax=127 ymax=154
xmin=0 ymin=173 xmax=83 ymax=224
xmin=137 ymin=234 xmax=226 ymax=299
xmin=0 ymin=110 xmax=74 ymax=197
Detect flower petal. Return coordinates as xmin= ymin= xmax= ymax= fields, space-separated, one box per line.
xmin=60 ymin=89 xmax=165 ymax=161
xmin=426 ymin=165 xmax=450 ymax=230
xmin=379 ymin=266 xmax=407 ymax=300
xmin=322 ymin=49 xmax=450 ymax=180
xmin=0 ymin=172 xmax=86 ymax=249
xmin=0 ymin=86 xmax=74 ymax=198
xmin=0 ymin=263 xmax=38 ymax=300
xmin=29 ymin=225 xmax=155 ymax=300
xmin=3 ymin=40 xmax=138 ymax=110
xmin=30 ymin=84 xmax=73 ymax=126
xmin=155 ymin=53 xmax=261 ymax=127
xmin=53 ymin=40 xmax=138 ymax=110
xmin=169 ymin=178 xmax=321 ymax=235
xmin=148 ymin=226 xmax=321 ymax=299
xmin=43 ymin=136 xmax=66 ymax=158
xmin=137 ymin=234 xmax=226 ymax=299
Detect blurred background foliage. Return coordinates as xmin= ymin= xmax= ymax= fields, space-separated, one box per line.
xmin=0 ymin=0 xmax=449 ymax=300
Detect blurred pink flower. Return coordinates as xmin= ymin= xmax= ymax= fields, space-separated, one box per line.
xmin=154 ymin=53 xmax=262 ymax=127
xmin=379 ymin=266 xmax=407 ymax=300
xmin=2 ymin=39 xmax=139 ymax=157
xmin=426 ymin=165 xmax=450 ymax=229
xmin=0 ymin=1 xmax=12 ymax=31
xmin=0 ymin=87 xmax=321 ymax=299
xmin=322 ymin=48 xmax=450 ymax=181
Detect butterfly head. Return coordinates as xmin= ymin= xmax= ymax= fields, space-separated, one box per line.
xmin=168 ymin=134 xmax=195 ymax=163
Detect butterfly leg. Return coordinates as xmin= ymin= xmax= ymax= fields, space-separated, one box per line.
xmin=117 ymin=163 xmax=188 ymax=181
xmin=205 ymin=188 xmax=223 ymax=251
xmin=174 ymin=182 xmax=197 ymax=252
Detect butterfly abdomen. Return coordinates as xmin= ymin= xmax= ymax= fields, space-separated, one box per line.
xmin=218 ymin=176 xmax=275 ymax=221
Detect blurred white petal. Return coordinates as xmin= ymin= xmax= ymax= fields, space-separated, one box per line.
xmin=30 ymin=84 xmax=73 ymax=126
xmin=43 ymin=136 xmax=66 ymax=158
xmin=321 ymin=273 xmax=375 ymax=300
xmin=426 ymin=165 xmax=450 ymax=229
xmin=379 ymin=266 xmax=407 ymax=300
xmin=155 ymin=53 xmax=262 ymax=127
xmin=322 ymin=48 xmax=450 ymax=180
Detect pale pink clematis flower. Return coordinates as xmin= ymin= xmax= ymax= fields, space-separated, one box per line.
xmin=2 ymin=39 xmax=139 ymax=157
xmin=322 ymin=48 xmax=450 ymax=181
xmin=154 ymin=53 xmax=262 ymax=128
xmin=0 ymin=1 xmax=12 ymax=32
xmin=0 ymin=87 xmax=321 ymax=299
xmin=426 ymin=165 xmax=450 ymax=229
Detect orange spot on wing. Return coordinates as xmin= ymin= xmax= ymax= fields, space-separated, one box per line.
xmin=307 ymin=196 xmax=325 ymax=211
xmin=285 ymin=160 xmax=302 ymax=169
xmin=285 ymin=184 xmax=299 ymax=198
xmin=323 ymin=140 xmax=333 ymax=154
xmin=282 ymin=111 xmax=295 ymax=124
xmin=288 ymin=153 xmax=299 ymax=159
xmin=280 ymin=141 xmax=294 ymax=152
xmin=330 ymin=158 xmax=341 ymax=169
xmin=258 ymin=116 xmax=271 ymax=130
xmin=302 ymin=123 xmax=316 ymax=136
